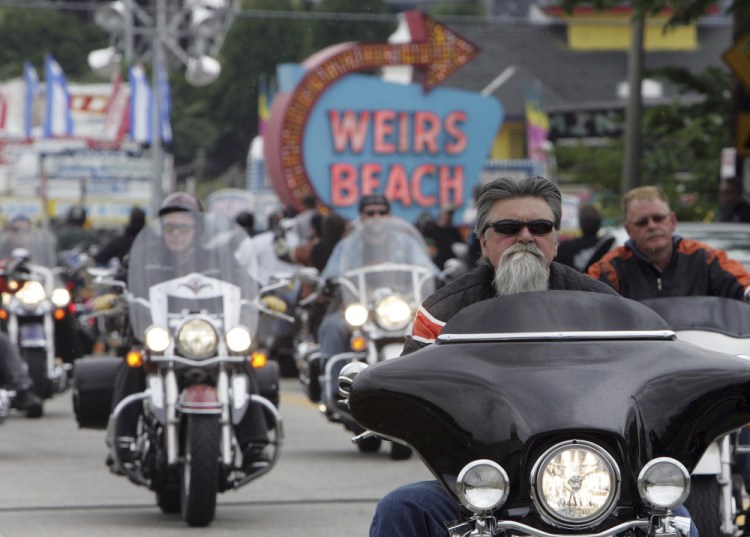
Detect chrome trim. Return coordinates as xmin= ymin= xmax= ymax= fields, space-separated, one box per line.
xmin=149 ymin=354 xmax=246 ymax=367
xmin=530 ymin=439 xmax=621 ymax=529
xmin=447 ymin=518 xmax=651 ymax=537
xmin=438 ymin=330 xmax=675 ymax=343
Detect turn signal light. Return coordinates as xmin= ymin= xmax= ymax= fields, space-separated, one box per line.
xmin=126 ymin=351 xmax=143 ymax=368
xmin=53 ymin=308 xmax=66 ymax=320
xmin=350 ymin=335 xmax=366 ymax=352
xmin=251 ymin=351 xmax=267 ymax=368
xmin=0 ymin=309 xmax=7 ymax=321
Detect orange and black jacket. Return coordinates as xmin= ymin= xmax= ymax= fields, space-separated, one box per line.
xmin=588 ymin=237 xmax=750 ymax=302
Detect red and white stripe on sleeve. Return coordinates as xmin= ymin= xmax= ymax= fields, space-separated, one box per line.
xmin=411 ymin=304 xmax=446 ymax=346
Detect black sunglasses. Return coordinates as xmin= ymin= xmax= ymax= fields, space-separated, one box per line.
xmin=631 ymin=213 xmax=669 ymax=228
xmin=363 ymin=209 xmax=389 ymax=217
xmin=485 ymin=219 xmax=555 ymax=236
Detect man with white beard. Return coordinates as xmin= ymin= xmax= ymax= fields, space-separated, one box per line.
xmin=370 ymin=175 xmax=697 ymax=537
xmin=401 ymin=175 xmax=617 ymax=356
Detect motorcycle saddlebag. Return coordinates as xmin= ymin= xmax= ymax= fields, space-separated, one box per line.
xmin=72 ymin=356 xmax=120 ymax=429
xmin=255 ymin=360 xmax=280 ymax=408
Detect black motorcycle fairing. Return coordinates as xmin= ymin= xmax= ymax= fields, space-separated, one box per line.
xmin=439 ymin=290 xmax=670 ymax=334
xmin=642 ymin=295 xmax=750 ymax=336
xmin=348 ymin=291 xmax=750 ymax=525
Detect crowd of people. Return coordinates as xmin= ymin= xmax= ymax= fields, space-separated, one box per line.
xmin=1 ymin=175 xmax=750 ymax=533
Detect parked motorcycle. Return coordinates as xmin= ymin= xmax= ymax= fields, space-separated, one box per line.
xmin=72 ymin=214 xmax=285 ymax=527
xmin=342 ymin=290 xmax=750 ymax=537
xmin=0 ymin=227 xmax=73 ymax=399
xmin=642 ymin=295 xmax=750 ymax=537
xmin=303 ymin=217 xmax=440 ymax=459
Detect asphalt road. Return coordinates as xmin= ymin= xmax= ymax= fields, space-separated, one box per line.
xmin=0 ymin=376 xmax=433 ymax=536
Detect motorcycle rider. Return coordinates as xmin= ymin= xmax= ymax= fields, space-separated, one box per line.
xmin=369 ymin=176 xmax=697 ymax=537
xmin=0 ymin=231 xmax=44 ymax=417
xmin=109 ymin=192 xmax=269 ymax=470
xmin=316 ymin=194 xmax=436 ymax=400
xmin=587 ymin=185 xmax=750 ymax=300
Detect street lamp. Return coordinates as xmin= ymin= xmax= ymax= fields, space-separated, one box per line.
xmin=88 ymin=0 xmax=235 ymax=216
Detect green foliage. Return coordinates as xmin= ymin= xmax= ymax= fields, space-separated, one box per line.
xmin=556 ymin=66 xmax=731 ymax=222
xmin=427 ymin=0 xmax=486 ymax=17
xmin=0 ymin=8 xmax=108 ymax=80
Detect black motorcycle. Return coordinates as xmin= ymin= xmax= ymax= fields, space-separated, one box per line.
xmin=342 ymin=290 xmax=750 ymax=537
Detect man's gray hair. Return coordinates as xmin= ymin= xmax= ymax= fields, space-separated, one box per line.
xmin=474 ymin=175 xmax=562 ymax=238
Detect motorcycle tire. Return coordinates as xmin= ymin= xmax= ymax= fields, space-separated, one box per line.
xmin=156 ymin=487 xmax=181 ymax=514
xmin=23 ymin=348 xmax=51 ymax=399
xmin=357 ymin=435 xmax=382 ymax=453
xmin=181 ymin=414 xmax=220 ymax=527
xmin=389 ymin=441 xmax=413 ymax=461
xmin=684 ymin=475 xmax=723 ymax=537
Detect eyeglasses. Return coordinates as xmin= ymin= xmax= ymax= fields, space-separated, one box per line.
xmin=9 ymin=227 xmax=30 ymax=233
xmin=163 ymin=223 xmax=195 ymax=235
xmin=630 ymin=213 xmax=669 ymax=228
xmin=363 ymin=209 xmax=389 ymax=217
xmin=484 ymin=219 xmax=555 ymax=236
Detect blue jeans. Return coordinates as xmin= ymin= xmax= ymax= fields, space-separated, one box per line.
xmin=370 ymin=480 xmax=699 ymax=537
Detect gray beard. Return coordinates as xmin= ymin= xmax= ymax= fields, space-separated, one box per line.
xmin=493 ymin=243 xmax=549 ymax=296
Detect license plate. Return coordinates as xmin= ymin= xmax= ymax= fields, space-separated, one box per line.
xmin=20 ymin=323 xmax=45 ymax=345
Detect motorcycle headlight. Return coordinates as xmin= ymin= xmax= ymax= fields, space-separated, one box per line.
xmin=374 ymin=294 xmax=412 ymax=331
xmin=344 ymin=303 xmax=368 ymax=328
xmin=16 ymin=281 xmax=46 ymax=309
xmin=226 ymin=325 xmax=252 ymax=354
xmin=51 ymin=287 xmax=71 ymax=308
xmin=145 ymin=325 xmax=171 ymax=353
xmin=176 ymin=318 xmax=218 ymax=359
xmin=637 ymin=457 xmax=690 ymax=508
xmin=456 ymin=459 xmax=510 ymax=513
xmin=531 ymin=440 xmax=620 ymax=528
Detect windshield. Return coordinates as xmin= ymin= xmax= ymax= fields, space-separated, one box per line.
xmin=0 ymin=225 xmax=58 ymax=267
xmin=127 ymin=210 xmax=259 ymax=338
xmin=321 ymin=216 xmax=438 ymax=305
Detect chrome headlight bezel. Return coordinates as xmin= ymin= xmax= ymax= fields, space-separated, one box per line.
xmin=16 ymin=280 xmax=46 ymax=309
xmin=637 ymin=457 xmax=691 ymax=508
xmin=225 ymin=325 xmax=252 ymax=354
xmin=456 ymin=459 xmax=510 ymax=514
xmin=374 ymin=294 xmax=412 ymax=331
xmin=51 ymin=287 xmax=71 ymax=308
xmin=530 ymin=440 xmax=621 ymax=528
xmin=344 ymin=303 xmax=368 ymax=328
xmin=144 ymin=325 xmax=172 ymax=354
xmin=176 ymin=318 xmax=219 ymax=359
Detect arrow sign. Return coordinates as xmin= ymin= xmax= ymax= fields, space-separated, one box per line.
xmin=723 ymin=33 xmax=750 ymax=93
xmin=265 ymin=11 xmax=480 ymax=211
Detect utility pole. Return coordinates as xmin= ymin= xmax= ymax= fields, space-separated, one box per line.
xmin=621 ymin=7 xmax=645 ymax=199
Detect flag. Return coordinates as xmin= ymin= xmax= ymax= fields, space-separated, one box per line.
xmin=155 ymin=58 xmax=172 ymax=143
xmin=0 ymin=86 xmax=7 ymax=131
xmin=258 ymin=73 xmax=275 ymax=138
xmin=103 ymin=72 xmax=129 ymax=141
xmin=129 ymin=63 xmax=152 ymax=144
xmin=525 ymin=84 xmax=549 ymax=163
xmin=24 ymin=61 xmax=39 ymax=138
xmin=44 ymin=54 xmax=73 ymax=137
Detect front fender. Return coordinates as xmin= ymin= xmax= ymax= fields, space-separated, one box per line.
xmin=177 ymin=384 xmax=221 ymax=414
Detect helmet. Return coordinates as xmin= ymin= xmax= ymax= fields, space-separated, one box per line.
xmin=66 ymin=205 xmax=87 ymax=225
xmin=157 ymin=192 xmax=204 ymax=217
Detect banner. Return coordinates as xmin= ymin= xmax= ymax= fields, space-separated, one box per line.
xmin=44 ymin=54 xmax=73 ymax=137
xmin=525 ymin=83 xmax=549 ymax=163
xmin=128 ymin=63 xmax=151 ymax=143
xmin=24 ymin=61 xmax=39 ymax=138
xmin=155 ymin=58 xmax=172 ymax=144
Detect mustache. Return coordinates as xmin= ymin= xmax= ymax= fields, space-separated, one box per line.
xmin=501 ymin=241 xmax=544 ymax=260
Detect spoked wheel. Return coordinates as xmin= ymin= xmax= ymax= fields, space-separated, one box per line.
xmin=684 ymin=475 xmax=723 ymax=537
xmin=23 ymin=348 xmax=51 ymax=399
xmin=180 ymin=415 xmax=220 ymax=527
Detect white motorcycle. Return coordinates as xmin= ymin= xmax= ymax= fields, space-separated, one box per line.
xmin=643 ymin=295 xmax=750 ymax=537
xmin=73 ymin=213 xmax=286 ymax=527
xmin=0 ymin=228 xmax=72 ymax=400
xmin=303 ymin=217 xmax=440 ymax=459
